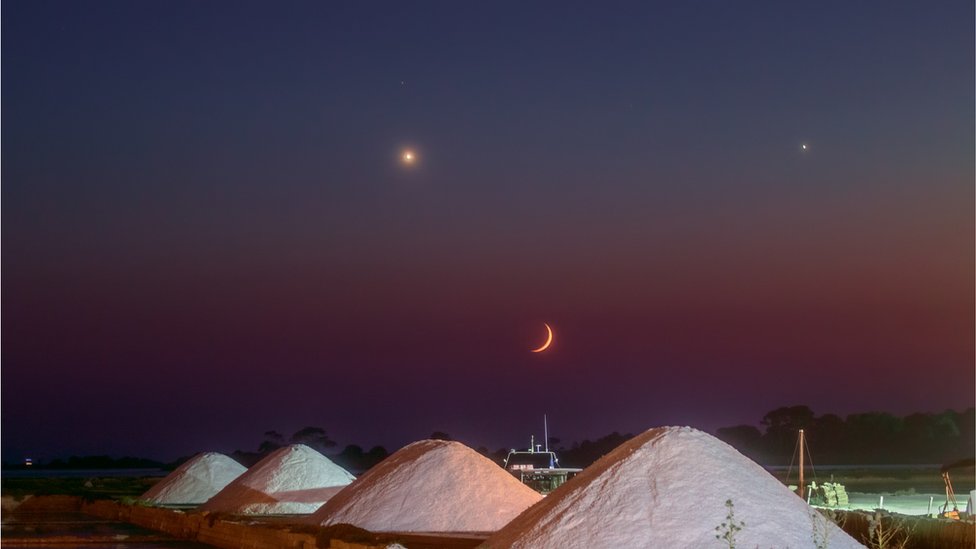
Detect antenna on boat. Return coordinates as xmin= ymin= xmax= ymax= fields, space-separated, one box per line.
xmin=544 ymin=414 xmax=549 ymax=452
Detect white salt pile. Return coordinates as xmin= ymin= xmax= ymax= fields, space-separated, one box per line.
xmin=309 ymin=440 xmax=542 ymax=532
xmin=484 ymin=426 xmax=864 ymax=549
xmin=141 ymin=452 xmax=246 ymax=505
xmin=201 ymin=444 xmax=354 ymax=515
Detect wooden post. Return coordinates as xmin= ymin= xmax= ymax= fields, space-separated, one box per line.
xmin=799 ymin=429 xmax=805 ymax=501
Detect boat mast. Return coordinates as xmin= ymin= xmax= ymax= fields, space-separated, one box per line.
xmin=544 ymin=414 xmax=549 ymax=452
xmin=799 ymin=429 xmax=805 ymax=501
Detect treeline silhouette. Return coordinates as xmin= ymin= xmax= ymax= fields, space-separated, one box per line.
xmin=8 ymin=407 xmax=972 ymax=471
xmin=716 ymin=406 xmax=975 ymax=465
xmin=186 ymin=408 xmax=976 ymax=471
xmin=476 ymin=407 xmax=975 ymax=468
xmin=229 ymin=428 xmax=636 ymax=472
xmin=473 ymin=432 xmax=636 ymax=470
xmin=230 ymin=427 xmax=390 ymax=474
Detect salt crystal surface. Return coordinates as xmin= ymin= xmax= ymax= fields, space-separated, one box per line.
xmin=201 ymin=444 xmax=354 ymax=515
xmin=141 ymin=452 xmax=245 ymax=505
xmin=483 ymin=426 xmax=864 ymax=549
xmin=310 ymin=440 xmax=542 ymax=532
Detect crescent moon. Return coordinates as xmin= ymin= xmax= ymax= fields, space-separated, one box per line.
xmin=531 ymin=323 xmax=553 ymax=353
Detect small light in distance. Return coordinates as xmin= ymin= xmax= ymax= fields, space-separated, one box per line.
xmin=401 ymin=149 xmax=417 ymax=166
xmin=801 ymin=143 xmax=809 ymax=151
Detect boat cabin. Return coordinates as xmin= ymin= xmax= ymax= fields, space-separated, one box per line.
xmin=503 ymin=437 xmax=581 ymax=494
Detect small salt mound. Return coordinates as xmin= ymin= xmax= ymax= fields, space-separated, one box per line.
xmin=309 ymin=440 xmax=542 ymax=532
xmin=141 ymin=452 xmax=246 ymax=505
xmin=201 ymin=444 xmax=354 ymax=515
xmin=484 ymin=426 xmax=864 ymax=549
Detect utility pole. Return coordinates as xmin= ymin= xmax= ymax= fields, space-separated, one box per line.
xmin=799 ymin=429 xmax=805 ymax=501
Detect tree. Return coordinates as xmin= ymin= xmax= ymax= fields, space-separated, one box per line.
xmin=761 ymin=405 xmax=815 ymax=432
xmin=333 ymin=444 xmax=389 ymax=472
xmin=954 ymin=408 xmax=975 ymax=461
xmin=429 ymin=431 xmax=452 ymax=441
xmin=334 ymin=444 xmax=366 ymax=471
xmin=843 ymin=413 xmax=902 ymax=461
xmin=365 ymin=446 xmax=390 ymax=469
xmin=716 ymin=425 xmax=763 ymax=461
xmin=808 ymin=413 xmax=845 ymax=463
xmin=258 ymin=430 xmax=286 ymax=453
xmin=290 ymin=426 xmax=337 ymax=453
xmin=760 ymin=405 xmax=816 ymax=462
xmin=716 ymin=406 xmax=975 ymax=465
xmin=561 ymin=432 xmax=634 ymax=468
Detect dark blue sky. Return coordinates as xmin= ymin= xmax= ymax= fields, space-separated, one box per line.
xmin=3 ymin=1 xmax=973 ymax=461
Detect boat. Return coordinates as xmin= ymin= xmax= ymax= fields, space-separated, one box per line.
xmin=503 ymin=416 xmax=582 ymax=494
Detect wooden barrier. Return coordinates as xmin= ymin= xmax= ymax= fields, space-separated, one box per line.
xmin=82 ymin=501 xmax=334 ymax=548
xmin=63 ymin=497 xmax=976 ymax=549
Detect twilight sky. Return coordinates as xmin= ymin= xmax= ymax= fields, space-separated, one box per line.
xmin=3 ymin=1 xmax=973 ymax=462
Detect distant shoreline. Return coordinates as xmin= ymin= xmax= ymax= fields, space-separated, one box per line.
xmin=2 ymin=468 xmax=168 ymax=479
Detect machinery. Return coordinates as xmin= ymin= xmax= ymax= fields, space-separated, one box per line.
xmin=939 ymin=457 xmax=975 ymax=520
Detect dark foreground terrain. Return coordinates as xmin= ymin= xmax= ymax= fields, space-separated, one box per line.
xmin=2 ymin=468 xmax=973 ymax=549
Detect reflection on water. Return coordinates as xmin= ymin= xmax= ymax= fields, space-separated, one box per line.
xmin=2 ymin=511 xmax=210 ymax=549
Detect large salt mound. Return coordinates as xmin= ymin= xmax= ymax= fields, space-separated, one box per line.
xmin=309 ymin=440 xmax=542 ymax=532
xmin=141 ymin=452 xmax=246 ymax=505
xmin=484 ymin=426 xmax=864 ymax=549
xmin=200 ymin=444 xmax=354 ymax=515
